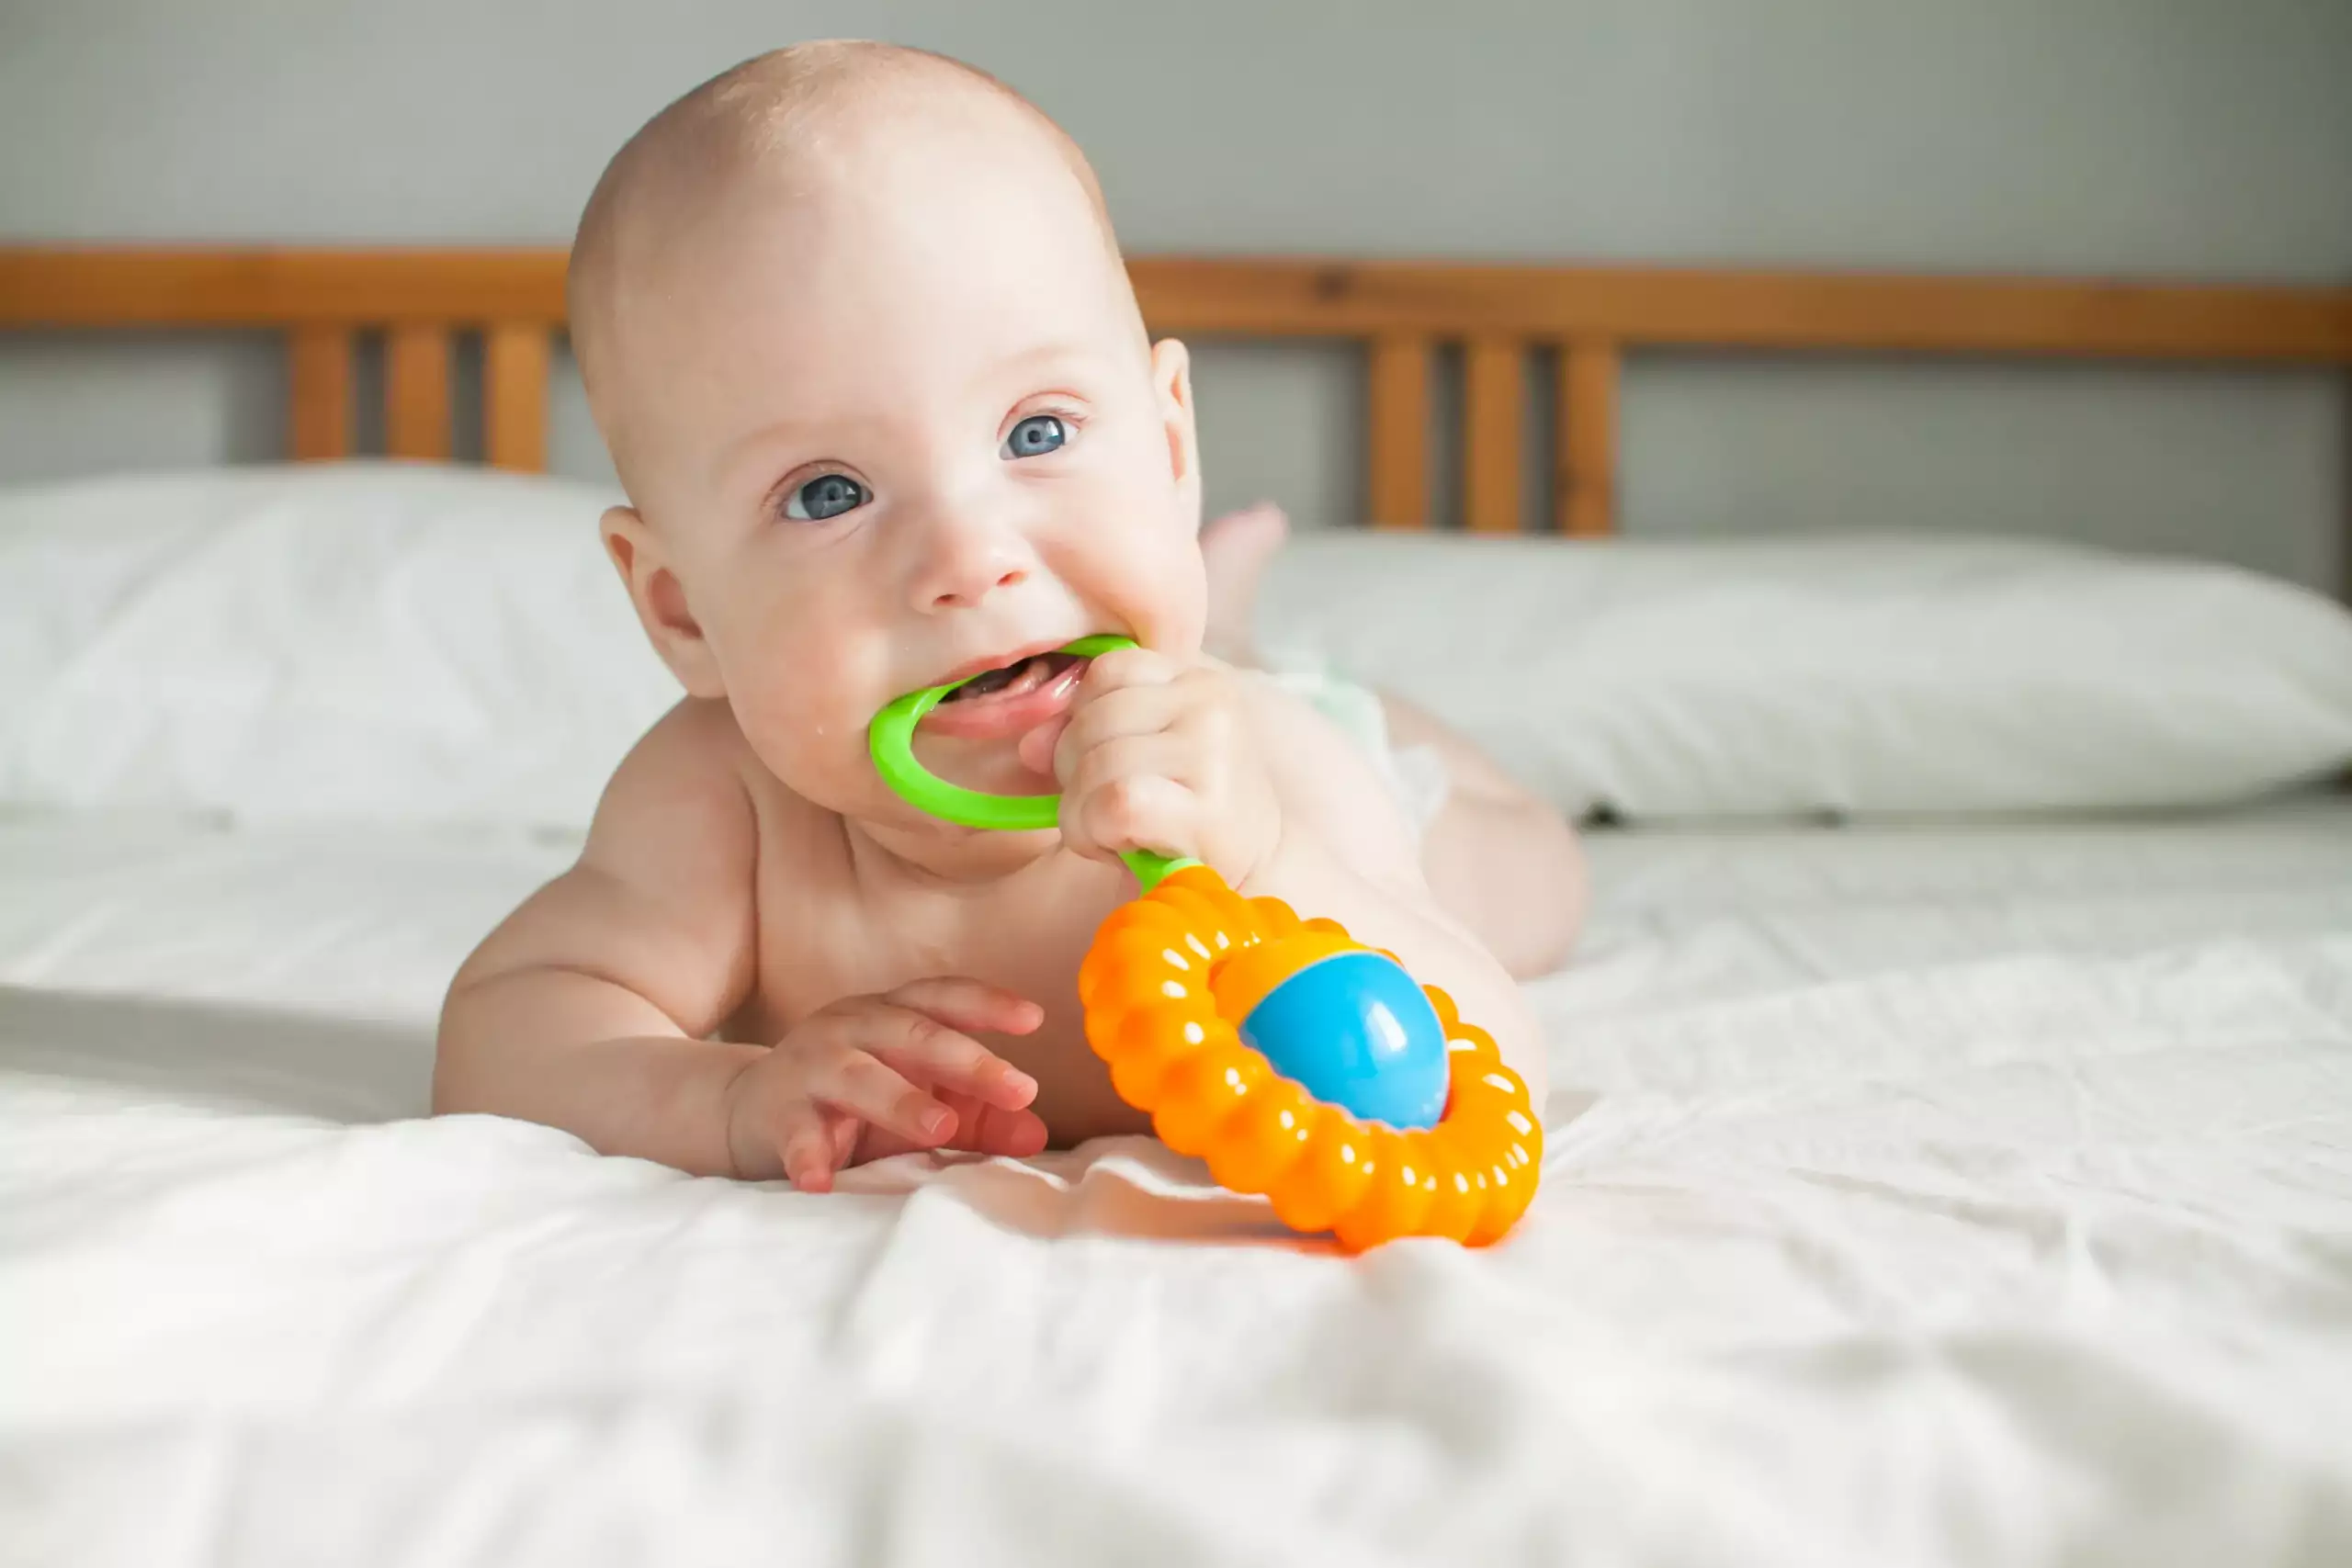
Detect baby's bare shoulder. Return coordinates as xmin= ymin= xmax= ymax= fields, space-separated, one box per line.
xmin=457 ymin=695 xmax=867 ymax=1038
xmin=448 ymin=697 xmax=769 ymax=1030
xmin=584 ymin=695 xmax=844 ymax=876
xmin=583 ymin=696 xmax=758 ymax=860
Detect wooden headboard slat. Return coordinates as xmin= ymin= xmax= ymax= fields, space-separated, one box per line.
xmin=0 ymin=248 xmax=569 ymax=327
xmin=3 ymin=247 xmax=2346 ymax=547
xmin=1365 ymin=335 xmax=1431 ymax=529
xmin=288 ymin=326 xmax=355 ymax=461
xmin=384 ymin=325 xmax=453 ymax=460
xmin=1463 ymin=337 xmax=1524 ymax=534
xmin=1557 ymin=342 xmax=1618 ymax=539
xmin=483 ymin=323 xmax=551 ymax=472
xmin=6 ymin=249 xmax=2345 ymax=360
xmin=1131 ymin=258 xmax=2352 ymax=363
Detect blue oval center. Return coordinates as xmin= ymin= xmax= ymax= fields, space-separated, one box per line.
xmin=1237 ymin=951 xmax=1448 ymax=1129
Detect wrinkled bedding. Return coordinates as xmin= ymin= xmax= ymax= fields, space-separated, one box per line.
xmin=5 ymin=797 xmax=2350 ymax=1566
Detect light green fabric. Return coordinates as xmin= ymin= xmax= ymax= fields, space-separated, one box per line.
xmin=1263 ymin=652 xmax=1394 ymax=757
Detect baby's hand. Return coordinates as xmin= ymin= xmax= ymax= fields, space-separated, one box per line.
xmin=722 ymin=978 xmax=1048 ymax=1191
xmin=1035 ymin=646 xmax=1281 ymax=886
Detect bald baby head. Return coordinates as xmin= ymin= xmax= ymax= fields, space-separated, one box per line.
xmin=560 ymin=39 xmax=1205 ymax=802
xmin=569 ymin=41 xmax=1133 ymax=492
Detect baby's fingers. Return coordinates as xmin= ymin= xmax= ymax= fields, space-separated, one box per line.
xmin=956 ymin=1100 xmax=1050 ymax=1158
xmin=867 ymin=1024 xmax=1039 ymax=1114
xmin=735 ymin=1095 xmax=850 ymax=1191
xmin=1077 ymin=645 xmax=1179 ymax=701
xmin=800 ymin=1042 xmax=957 ymax=1145
xmin=870 ymin=981 xmax=1043 ymax=1111
xmin=1066 ymin=770 xmax=1197 ymax=868
xmin=862 ymin=1096 xmax=1047 ymax=1162
xmin=879 ymin=976 xmax=1044 ymax=1038
xmin=1051 ymin=679 xmax=1187 ymax=784
xmin=774 ymin=1100 xmax=847 ymax=1193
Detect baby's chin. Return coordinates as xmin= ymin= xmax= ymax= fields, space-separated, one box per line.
xmin=914 ymin=732 xmax=1064 ymax=801
xmin=735 ymin=723 xmax=1040 ymax=824
xmin=785 ymin=755 xmax=1069 ymax=879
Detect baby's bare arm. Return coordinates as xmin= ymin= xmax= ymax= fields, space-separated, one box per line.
xmin=433 ymin=700 xmax=764 ymax=1175
xmin=434 ymin=701 xmax=1047 ymax=1183
xmin=1242 ymin=686 xmax=1553 ymax=1112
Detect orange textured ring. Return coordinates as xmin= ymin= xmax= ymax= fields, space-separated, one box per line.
xmin=1078 ymin=864 xmax=1542 ymax=1251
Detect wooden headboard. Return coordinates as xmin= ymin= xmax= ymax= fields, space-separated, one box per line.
xmin=2 ymin=247 xmax=2348 ymax=541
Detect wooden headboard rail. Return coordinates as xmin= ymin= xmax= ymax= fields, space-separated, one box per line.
xmin=3 ymin=246 xmax=2347 ymax=537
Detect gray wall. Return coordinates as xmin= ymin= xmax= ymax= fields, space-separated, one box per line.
xmin=3 ymin=0 xmax=2348 ymax=587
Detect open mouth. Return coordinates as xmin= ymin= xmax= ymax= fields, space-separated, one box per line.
xmin=940 ymin=649 xmax=1087 ymax=705
xmin=917 ymin=646 xmax=1093 ymax=745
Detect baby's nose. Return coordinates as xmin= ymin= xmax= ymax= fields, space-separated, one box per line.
xmin=922 ymin=558 xmax=1030 ymax=612
xmin=909 ymin=509 xmax=1037 ymax=612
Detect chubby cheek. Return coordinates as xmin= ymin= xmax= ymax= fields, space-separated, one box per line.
xmin=1051 ymin=454 xmax=1206 ymax=657
xmin=741 ymin=692 xmax=886 ymax=814
xmin=1120 ymin=525 xmax=1207 ymax=658
xmin=700 ymin=573 xmax=893 ymax=811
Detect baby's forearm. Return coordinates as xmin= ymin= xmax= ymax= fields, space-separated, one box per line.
xmin=434 ymin=965 xmax=763 ymax=1177
xmin=1239 ymin=834 xmax=1550 ymax=1111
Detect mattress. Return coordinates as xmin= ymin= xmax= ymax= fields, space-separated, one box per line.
xmin=5 ymin=796 xmax=2351 ymax=1566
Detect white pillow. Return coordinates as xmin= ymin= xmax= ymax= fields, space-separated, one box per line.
xmin=6 ymin=468 xmax=2347 ymax=831
xmin=0 ymin=464 xmax=680 ymax=830
xmin=1255 ymin=530 xmax=2352 ymax=819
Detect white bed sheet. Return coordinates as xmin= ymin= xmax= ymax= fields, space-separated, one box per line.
xmin=5 ymin=797 xmax=2351 ymax=1567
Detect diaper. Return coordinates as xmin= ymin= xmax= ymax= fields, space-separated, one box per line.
xmin=1257 ymin=646 xmax=1450 ymax=835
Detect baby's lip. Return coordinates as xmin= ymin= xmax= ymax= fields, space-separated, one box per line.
xmin=917 ymin=650 xmax=1091 ymax=743
xmin=933 ymin=637 xmax=1076 ymax=690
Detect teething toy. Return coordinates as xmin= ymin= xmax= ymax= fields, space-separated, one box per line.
xmin=869 ymin=635 xmax=1541 ymax=1250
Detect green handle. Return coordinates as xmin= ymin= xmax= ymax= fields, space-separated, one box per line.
xmin=1114 ymin=848 xmax=1194 ymax=893
xmin=867 ymin=633 xmax=1201 ymax=892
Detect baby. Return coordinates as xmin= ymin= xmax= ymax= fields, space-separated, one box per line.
xmin=434 ymin=41 xmax=1585 ymax=1192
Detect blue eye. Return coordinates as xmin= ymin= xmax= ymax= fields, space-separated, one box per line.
xmin=1001 ymin=414 xmax=1068 ymax=460
xmin=783 ymin=473 xmax=869 ymax=522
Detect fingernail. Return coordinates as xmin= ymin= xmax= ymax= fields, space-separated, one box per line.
xmin=921 ymin=1107 xmax=955 ymax=1139
xmin=1002 ymin=1067 xmax=1038 ymax=1099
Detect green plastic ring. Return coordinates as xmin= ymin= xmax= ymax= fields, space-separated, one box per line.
xmin=868 ymin=633 xmax=1198 ymax=890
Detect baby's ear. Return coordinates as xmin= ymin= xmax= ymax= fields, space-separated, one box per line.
xmin=1150 ymin=337 xmax=1202 ymax=520
xmin=602 ymin=505 xmax=726 ymax=700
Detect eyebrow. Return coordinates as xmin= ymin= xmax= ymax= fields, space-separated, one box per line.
xmin=981 ymin=338 xmax=1114 ymax=382
xmin=711 ymin=414 xmax=843 ymax=493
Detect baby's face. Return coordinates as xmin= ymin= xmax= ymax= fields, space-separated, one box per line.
xmin=605 ymin=126 xmax=1204 ymax=828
